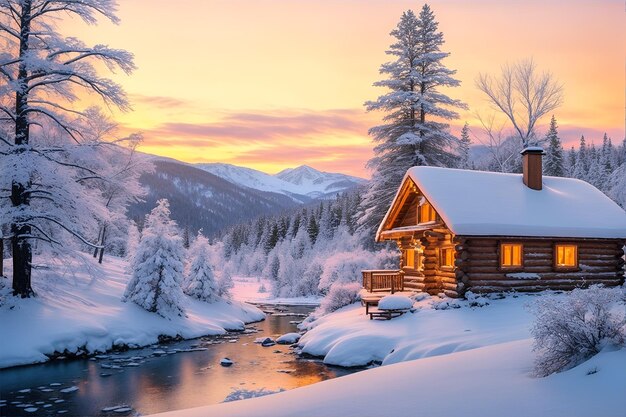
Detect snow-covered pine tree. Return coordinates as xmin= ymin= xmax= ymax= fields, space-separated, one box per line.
xmin=184 ymin=230 xmax=218 ymax=302
xmin=0 ymin=0 xmax=136 ymax=297
xmin=572 ymin=136 xmax=588 ymax=180
xmin=357 ymin=5 xmax=466 ymax=235
xmin=543 ymin=115 xmax=565 ymax=177
xmin=307 ymin=215 xmax=319 ymax=244
xmin=458 ymin=123 xmax=472 ymax=169
xmin=123 ymin=199 xmax=186 ymax=318
xmin=567 ymin=146 xmax=577 ymax=176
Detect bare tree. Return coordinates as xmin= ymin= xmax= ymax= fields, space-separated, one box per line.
xmin=473 ymin=112 xmax=520 ymax=173
xmin=476 ymin=58 xmax=563 ymax=147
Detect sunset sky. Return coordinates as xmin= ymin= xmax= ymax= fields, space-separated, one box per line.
xmin=65 ymin=0 xmax=624 ymax=177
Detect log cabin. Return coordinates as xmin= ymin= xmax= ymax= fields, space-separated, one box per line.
xmin=367 ymin=147 xmax=626 ymax=297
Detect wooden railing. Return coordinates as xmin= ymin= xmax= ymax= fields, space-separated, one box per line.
xmin=362 ymin=270 xmax=404 ymax=294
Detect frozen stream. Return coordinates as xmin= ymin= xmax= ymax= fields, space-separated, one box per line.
xmin=0 ymin=305 xmax=358 ymax=416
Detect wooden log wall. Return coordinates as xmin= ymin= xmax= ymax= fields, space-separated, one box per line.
xmin=397 ymin=237 xmax=425 ymax=292
xmin=454 ymin=237 xmax=625 ymax=294
xmin=420 ymin=230 xmax=461 ymax=298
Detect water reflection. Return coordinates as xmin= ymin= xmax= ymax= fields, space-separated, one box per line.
xmin=0 ymin=305 xmax=357 ymax=417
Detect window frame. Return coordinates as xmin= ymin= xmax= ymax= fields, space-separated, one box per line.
xmin=499 ymin=242 xmax=524 ymax=271
xmin=418 ymin=202 xmax=437 ymax=224
xmin=553 ymin=243 xmax=579 ymax=271
xmin=439 ymin=247 xmax=455 ymax=270
xmin=403 ymin=248 xmax=416 ymax=270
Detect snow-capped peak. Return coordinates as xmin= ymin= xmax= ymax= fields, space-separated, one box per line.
xmin=195 ymin=163 xmax=365 ymax=202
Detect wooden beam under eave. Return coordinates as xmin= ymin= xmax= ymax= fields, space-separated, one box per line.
xmin=381 ymin=178 xmax=418 ymax=233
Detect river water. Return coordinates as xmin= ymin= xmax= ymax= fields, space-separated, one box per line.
xmin=0 ymin=305 xmax=357 ymax=417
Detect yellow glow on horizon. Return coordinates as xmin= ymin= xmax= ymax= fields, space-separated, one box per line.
xmin=61 ymin=0 xmax=624 ymax=177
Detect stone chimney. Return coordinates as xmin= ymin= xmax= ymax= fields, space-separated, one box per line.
xmin=521 ymin=147 xmax=544 ymax=191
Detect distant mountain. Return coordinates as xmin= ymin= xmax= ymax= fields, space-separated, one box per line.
xmin=197 ymin=163 xmax=366 ymax=201
xmin=195 ymin=163 xmax=311 ymax=204
xmin=276 ymin=165 xmax=367 ymax=199
xmin=129 ymin=159 xmax=298 ymax=237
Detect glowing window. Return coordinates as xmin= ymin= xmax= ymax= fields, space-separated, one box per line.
xmin=440 ymin=248 xmax=454 ymax=268
xmin=555 ymin=245 xmax=578 ymax=268
xmin=501 ymin=243 xmax=523 ymax=267
xmin=404 ymin=249 xmax=415 ymax=268
xmin=419 ymin=203 xmax=436 ymax=223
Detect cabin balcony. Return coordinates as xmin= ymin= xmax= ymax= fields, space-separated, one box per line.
xmin=361 ymin=269 xmax=405 ymax=294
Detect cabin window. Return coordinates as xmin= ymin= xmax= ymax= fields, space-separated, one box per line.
xmin=419 ymin=202 xmax=436 ymax=223
xmin=440 ymin=247 xmax=454 ymax=268
xmin=500 ymin=243 xmax=523 ymax=268
xmin=403 ymin=249 xmax=415 ymax=269
xmin=555 ymin=244 xmax=578 ymax=268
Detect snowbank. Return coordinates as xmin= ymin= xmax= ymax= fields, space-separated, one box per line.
xmin=148 ymin=340 xmax=626 ymax=417
xmin=298 ymin=294 xmax=531 ymax=367
xmin=146 ymin=292 xmax=626 ymax=417
xmin=0 ymin=256 xmax=264 ymax=368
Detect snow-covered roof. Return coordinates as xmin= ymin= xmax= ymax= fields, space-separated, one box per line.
xmin=377 ymin=166 xmax=626 ymax=240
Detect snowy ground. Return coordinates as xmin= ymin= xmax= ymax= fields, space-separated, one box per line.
xmin=148 ymin=292 xmax=626 ymax=417
xmin=0 ymin=256 xmax=264 ymax=369
xmin=230 ymin=276 xmax=321 ymax=306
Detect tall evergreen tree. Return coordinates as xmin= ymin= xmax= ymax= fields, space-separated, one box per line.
xmin=567 ymin=146 xmax=577 ymax=176
xmin=458 ymin=122 xmax=472 ymax=169
xmin=123 ymin=199 xmax=186 ymax=318
xmin=543 ymin=115 xmax=565 ymax=177
xmin=184 ymin=230 xmax=218 ymax=303
xmin=357 ymin=5 xmax=466 ymax=235
xmin=307 ymin=215 xmax=319 ymax=244
xmin=572 ymin=135 xmax=588 ymax=180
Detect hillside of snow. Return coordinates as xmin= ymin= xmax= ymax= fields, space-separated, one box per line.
xmin=197 ymin=163 xmax=366 ymax=201
xmin=0 ymin=256 xmax=265 ymax=369
xmin=147 ymin=291 xmax=626 ymax=417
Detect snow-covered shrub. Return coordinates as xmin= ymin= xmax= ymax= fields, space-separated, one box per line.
xmin=530 ymin=285 xmax=626 ymax=377
xmin=258 ymin=283 xmax=267 ymax=293
xmin=318 ymin=250 xmax=378 ymax=293
xmin=465 ymin=291 xmax=489 ymax=308
xmin=217 ymin=269 xmax=234 ymax=299
xmin=273 ymin=252 xmax=307 ymax=297
xmin=318 ymin=282 xmax=362 ymax=315
xmin=184 ymin=231 xmax=219 ymax=302
xmin=293 ymin=260 xmax=323 ymax=297
xmin=262 ymin=252 xmax=280 ymax=281
xmin=123 ymin=199 xmax=186 ymax=318
xmin=431 ymin=298 xmax=462 ymax=310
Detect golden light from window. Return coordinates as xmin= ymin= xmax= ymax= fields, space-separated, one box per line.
xmin=419 ymin=202 xmax=436 ymax=223
xmin=405 ymin=249 xmax=415 ymax=268
xmin=441 ymin=247 xmax=454 ymax=268
xmin=501 ymin=243 xmax=523 ymax=267
xmin=556 ymin=244 xmax=577 ymax=267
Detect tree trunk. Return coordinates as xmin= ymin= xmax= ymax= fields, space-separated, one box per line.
xmin=11 ymin=0 xmax=34 ymax=297
xmin=93 ymin=226 xmax=102 ymax=257
xmin=98 ymin=226 xmax=107 ymax=264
